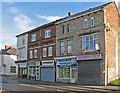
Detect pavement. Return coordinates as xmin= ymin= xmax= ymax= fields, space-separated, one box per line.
xmin=0 ymin=75 xmax=120 ymax=93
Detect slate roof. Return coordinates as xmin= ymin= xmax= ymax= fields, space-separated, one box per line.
xmin=16 ymin=1 xmax=112 ymax=37
xmin=0 ymin=48 xmax=17 ymax=55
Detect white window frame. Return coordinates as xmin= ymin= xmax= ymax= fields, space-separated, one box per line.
xmin=48 ymin=47 xmax=52 ymax=56
xmin=82 ymin=34 xmax=98 ymax=52
xmin=60 ymin=41 xmax=64 ymax=55
xmin=45 ymin=29 xmax=51 ymax=38
xmin=91 ymin=17 xmax=94 ymax=27
xmin=84 ymin=19 xmax=87 ymax=28
xmin=34 ymin=49 xmax=37 ymax=58
xmin=67 ymin=40 xmax=72 ymax=54
xmin=57 ymin=67 xmax=72 ymax=79
xmin=30 ymin=50 xmax=33 ymax=59
xmin=43 ymin=48 xmax=47 ymax=57
xmin=31 ymin=34 xmax=36 ymax=42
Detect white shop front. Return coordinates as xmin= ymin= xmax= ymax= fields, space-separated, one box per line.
xmin=54 ymin=56 xmax=77 ymax=83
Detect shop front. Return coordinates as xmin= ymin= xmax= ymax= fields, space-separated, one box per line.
xmin=15 ymin=61 xmax=27 ymax=78
xmin=28 ymin=61 xmax=40 ymax=80
xmin=40 ymin=60 xmax=55 ymax=82
xmin=76 ymin=54 xmax=102 ymax=85
xmin=55 ymin=56 xmax=77 ymax=83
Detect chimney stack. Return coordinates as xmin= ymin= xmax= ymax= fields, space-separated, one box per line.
xmin=5 ymin=45 xmax=13 ymax=49
xmin=68 ymin=12 xmax=74 ymax=16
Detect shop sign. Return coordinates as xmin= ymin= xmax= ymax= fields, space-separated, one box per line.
xmin=76 ymin=54 xmax=102 ymax=60
xmin=57 ymin=59 xmax=76 ymax=67
xmin=28 ymin=62 xmax=40 ymax=66
xmin=19 ymin=63 xmax=27 ymax=68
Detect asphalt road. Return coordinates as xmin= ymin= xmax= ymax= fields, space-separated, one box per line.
xmin=0 ymin=76 xmax=120 ymax=93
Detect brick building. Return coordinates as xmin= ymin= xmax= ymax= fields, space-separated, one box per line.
xmin=27 ymin=21 xmax=57 ymax=82
xmin=54 ymin=1 xmax=119 ymax=85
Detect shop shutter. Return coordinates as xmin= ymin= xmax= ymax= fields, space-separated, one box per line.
xmin=41 ymin=67 xmax=55 ymax=82
xmin=77 ymin=60 xmax=102 ymax=85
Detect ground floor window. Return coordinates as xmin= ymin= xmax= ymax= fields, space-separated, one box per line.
xmin=58 ymin=67 xmax=70 ymax=78
xmin=10 ymin=66 xmax=16 ymax=73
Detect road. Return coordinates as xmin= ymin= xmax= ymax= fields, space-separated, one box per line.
xmin=0 ymin=76 xmax=120 ymax=93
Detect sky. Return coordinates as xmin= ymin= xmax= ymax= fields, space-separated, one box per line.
xmin=1 ymin=0 xmax=120 ymax=49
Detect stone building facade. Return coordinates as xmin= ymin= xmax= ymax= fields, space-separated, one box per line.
xmin=55 ymin=1 xmax=119 ymax=85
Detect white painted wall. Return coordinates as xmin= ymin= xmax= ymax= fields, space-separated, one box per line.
xmin=17 ymin=33 xmax=28 ymax=61
xmin=0 ymin=54 xmax=18 ymax=75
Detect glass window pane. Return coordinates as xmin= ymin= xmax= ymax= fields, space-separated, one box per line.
xmin=67 ymin=40 xmax=71 ymax=45
xmin=64 ymin=67 xmax=70 ymax=78
xmin=58 ymin=68 xmax=64 ymax=78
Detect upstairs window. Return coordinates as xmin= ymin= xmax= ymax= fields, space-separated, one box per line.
xmin=62 ymin=25 xmax=64 ymax=34
xmin=30 ymin=50 xmax=33 ymax=59
xmin=34 ymin=49 xmax=37 ymax=58
xmin=22 ymin=39 xmax=25 ymax=45
xmin=84 ymin=19 xmax=87 ymax=28
xmin=60 ymin=41 xmax=64 ymax=55
xmin=67 ymin=24 xmax=70 ymax=32
xmin=82 ymin=34 xmax=98 ymax=52
xmin=91 ymin=17 xmax=94 ymax=27
xmin=67 ymin=40 xmax=71 ymax=54
xmin=43 ymin=48 xmax=47 ymax=57
xmin=48 ymin=47 xmax=52 ymax=56
xmin=45 ymin=29 xmax=51 ymax=38
xmin=31 ymin=34 xmax=36 ymax=42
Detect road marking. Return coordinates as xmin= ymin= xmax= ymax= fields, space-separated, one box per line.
xmin=20 ymin=84 xmax=113 ymax=92
xmin=20 ymin=84 xmax=45 ymax=89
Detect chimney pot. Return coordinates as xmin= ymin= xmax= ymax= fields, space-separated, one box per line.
xmin=68 ymin=12 xmax=74 ymax=16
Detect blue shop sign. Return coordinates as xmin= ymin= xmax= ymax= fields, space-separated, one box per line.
xmin=57 ymin=59 xmax=76 ymax=67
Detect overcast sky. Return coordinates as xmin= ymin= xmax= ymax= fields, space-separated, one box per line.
xmin=1 ymin=0 xmax=119 ymax=49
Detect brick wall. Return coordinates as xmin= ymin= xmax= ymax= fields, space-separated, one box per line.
xmin=104 ymin=2 xmax=119 ymax=84
xmin=41 ymin=25 xmax=56 ymax=60
xmin=28 ymin=30 xmax=40 ymax=62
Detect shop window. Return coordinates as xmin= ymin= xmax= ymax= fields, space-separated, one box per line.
xmin=34 ymin=49 xmax=37 ymax=58
xmin=58 ymin=67 xmax=70 ymax=78
xmin=30 ymin=50 xmax=33 ymax=59
xmin=45 ymin=29 xmax=51 ymax=38
xmin=31 ymin=34 xmax=36 ymax=42
xmin=48 ymin=47 xmax=52 ymax=56
xmin=10 ymin=66 xmax=16 ymax=73
xmin=60 ymin=41 xmax=64 ymax=55
xmin=84 ymin=19 xmax=87 ymax=28
xmin=67 ymin=40 xmax=71 ymax=54
xmin=82 ymin=34 xmax=98 ymax=52
xmin=43 ymin=48 xmax=47 ymax=57
xmin=91 ymin=17 xmax=94 ymax=27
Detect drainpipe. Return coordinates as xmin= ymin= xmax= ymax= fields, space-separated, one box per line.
xmin=39 ymin=29 xmax=42 ymax=80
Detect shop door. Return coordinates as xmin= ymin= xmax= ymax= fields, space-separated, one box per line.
xmin=77 ymin=60 xmax=102 ymax=85
xmin=71 ymin=68 xmax=76 ymax=83
xmin=41 ymin=67 xmax=55 ymax=82
xmin=36 ymin=66 xmax=39 ymax=80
